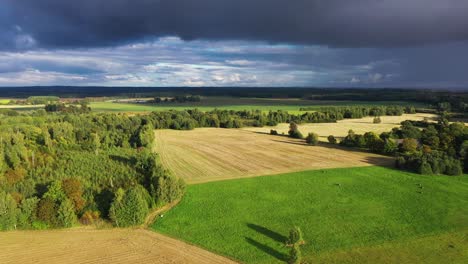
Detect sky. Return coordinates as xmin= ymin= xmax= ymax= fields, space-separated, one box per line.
xmin=1 ymin=0 xmax=468 ymax=88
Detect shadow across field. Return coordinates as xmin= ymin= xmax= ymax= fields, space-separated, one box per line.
xmin=245 ymin=237 xmax=287 ymax=261
xmin=247 ymin=223 xmax=287 ymax=243
xmin=245 ymin=224 xmax=288 ymax=261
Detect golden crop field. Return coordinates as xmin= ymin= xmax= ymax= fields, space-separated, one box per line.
xmin=0 ymin=229 xmax=236 ymax=264
xmin=243 ymin=113 xmax=438 ymax=141
xmin=154 ymin=128 xmax=393 ymax=184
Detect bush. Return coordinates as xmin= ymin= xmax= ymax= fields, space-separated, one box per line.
xmin=57 ymin=199 xmax=77 ymax=228
xmin=36 ymin=197 xmax=57 ymax=227
xmin=17 ymin=197 xmax=39 ymax=228
xmin=419 ymin=161 xmax=433 ymax=175
xmin=327 ymin=135 xmax=337 ymax=144
xmin=373 ymin=116 xmax=382 ymax=124
xmin=288 ymin=122 xmax=303 ymax=139
xmin=383 ymin=139 xmax=397 ymax=154
xmin=152 ymin=176 xmax=186 ymax=204
xmin=80 ymin=210 xmax=100 ymax=225
xmin=270 ymin=130 xmax=278 ymax=135
xmin=288 ymin=245 xmax=302 ymax=264
xmin=109 ymin=186 xmax=149 ymax=227
xmin=445 ymin=159 xmax=463 ymax=176
xmin=305 ymin=132 xmax=319 ymax=145
xmin=287 ymin=226 xmax=304 ymax=246
xmin=0 ymin=192 xmax=19 ymax=230
xmin=400 ymin=138 xmax=419 ymax=153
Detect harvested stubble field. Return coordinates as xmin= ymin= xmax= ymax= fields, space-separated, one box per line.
xmin=0 ymin=228 xmax=237 ymax=264
xmin=154 ymin=128 xmax=392 ymax=184
xmin=243 ymin=113 xmax=438 ymax=141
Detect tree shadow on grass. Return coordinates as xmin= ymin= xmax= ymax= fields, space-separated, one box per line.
xmin=245 ymin=237 xmax=288 ymax=261
xmin=247 ymin=223 xmax=287 ymax=243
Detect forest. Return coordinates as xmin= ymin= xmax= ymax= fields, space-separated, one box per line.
xmin=0 ymin=106 xmax=185 ymax=230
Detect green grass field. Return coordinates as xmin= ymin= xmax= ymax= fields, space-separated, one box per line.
xmin=0 ymin=99 xmax=11 ymax=105
xmin=152 ymin=166 xmax=468 ymax=263
xmin=91 ymin=97 xmax=425 ymax=113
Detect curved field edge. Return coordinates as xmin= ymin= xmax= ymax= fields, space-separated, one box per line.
xmin=154 ymin=128 xmax=393 ymax=184
xmin=152 ymin=166 xmax=468 ymax=264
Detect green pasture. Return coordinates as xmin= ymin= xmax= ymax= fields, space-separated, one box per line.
xmin=153 ymin=166 xmax=468 ymax=263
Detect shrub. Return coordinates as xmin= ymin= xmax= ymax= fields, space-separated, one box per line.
xmin=373 ymin=116 xmax=382 ymax=124
xmin=419 ymin=161 xmax=433 ymax=175
xmin=0 ymin=191 xmax=19 ymax=230
xmin=287 ymin=226 xmax=304 ymax=246
xmin=400 ymin=138 xmax=419 ymax=153
xmin=152 ymin=176 xmax=186 ymax=204
xmin=62 ymin=178 xmax=85 ymax=213
xmin=109 ymin=186 xmax=149 ymax=227
xmin=383 ymin=139 xmax=397 ymax=154
xmin=288 ymin=245 xmax=301 ymax=264
xmin=288 ymin=122 xmax=303 ymax=139
xmin=270 ymin=130 xmax=279 ymax=135
xmin=327 ymin=135 xmax=337 ymax=144
xmin=305 ymin=132 xmax=319 ymax=145
xmin=36 ymin=197 xmax=57 ymax=227
xmin=17 ymin=197 xmax=38 ymax=228
xmin=80 ymin=210 xmax=101 ymax=225
xmin=57 ymin=199 xmax=77 ymax=228
xmin=445 ymin=159 xmax=463 ymax=176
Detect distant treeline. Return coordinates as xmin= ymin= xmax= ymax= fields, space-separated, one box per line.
xmin=300 ymin=105 xmax=416 ymax=118
xmin=6 ymin=96 xmax=60 ymax=105
xmin=0 ymin=87 xmax=466 ymax=110
xmin=150 ymin=95 xmax=201 ymax=104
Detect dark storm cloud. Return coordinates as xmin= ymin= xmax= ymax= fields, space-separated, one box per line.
xmin=3 ymin=0 xmax=468 ymax=49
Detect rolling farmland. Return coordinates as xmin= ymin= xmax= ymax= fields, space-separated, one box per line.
xmin=243 ymin=113 xmax=438 ymax=141
xmin=153 ymin=167 xmax=468 ymax=264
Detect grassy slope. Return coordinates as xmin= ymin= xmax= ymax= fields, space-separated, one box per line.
xmin=152 ymin=166 xmax=468 ymax=264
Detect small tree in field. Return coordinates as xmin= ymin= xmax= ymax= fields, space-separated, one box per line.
xmin=328 ymin=135 xmax=337 ymax=144
xmin=305 ymin=133 xmax=319 ymax=145
xmin=373 ymin=116 xmax=382 ymax=124
xmin=287 ymin=226 xmax=305 ymax=246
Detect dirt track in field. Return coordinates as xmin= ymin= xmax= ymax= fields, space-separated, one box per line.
xmin=0 ymin=229 xmax=237 ymax=264
xmin=155 ymin=128 xmax=393 ymax=184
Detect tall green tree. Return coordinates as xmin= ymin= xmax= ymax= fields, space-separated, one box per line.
xmin=109 ymin=186 xmax=149 ymax=227
xmin=57 ymin=199 xmax=77 ymax=228
xmin=0 ymin=191 xmax=19 ymax=230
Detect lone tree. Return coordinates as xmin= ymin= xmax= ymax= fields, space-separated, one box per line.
xmin=373 ymin=116 xmax=382 ymax=124
xmin=288 ymin=122 xmax=303 ymax=139
xmin=287 ymin=226 xmax=305 ymax=264
xmin=305 ymin=132 xmax=319 ymax=145
xmin=328 ymin=135 xmax=337 ymax=144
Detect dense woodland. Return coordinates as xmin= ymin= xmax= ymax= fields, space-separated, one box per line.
xmin=0 ymin=107 xmax=185 ymax=230
xmin=328 ymin=118 xmax=467 ymax=175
